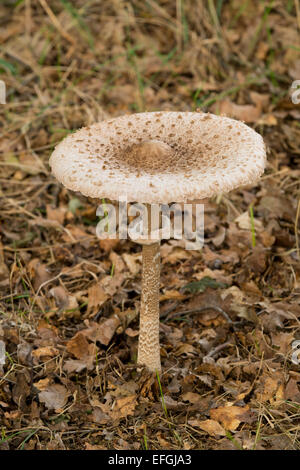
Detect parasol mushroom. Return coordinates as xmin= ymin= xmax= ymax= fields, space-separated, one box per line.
xmin=49 ymin=111 xmax=266 ymax=372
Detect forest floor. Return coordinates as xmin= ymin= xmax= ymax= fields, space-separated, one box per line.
xmin=0 ymin=0 xmax=300 ymax=450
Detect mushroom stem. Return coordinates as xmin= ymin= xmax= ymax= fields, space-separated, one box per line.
xmin=137 ymin=240 xmax=161 ymax=372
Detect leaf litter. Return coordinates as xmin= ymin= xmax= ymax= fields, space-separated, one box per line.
xmin=0 ymin=0 xmax=300 ymax=451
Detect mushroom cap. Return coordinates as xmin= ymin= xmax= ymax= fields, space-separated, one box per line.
xmin=49 ymin=111 xmax=266 ymax=204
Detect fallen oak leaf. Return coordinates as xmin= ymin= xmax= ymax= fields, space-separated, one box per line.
xmin=161 ymin=395 xmax=181 ymax=410
xmin=49 ymin=286 xmax=78 ymax=312
xmin=12 ymin=371 xmax=31 ymax=409
xmin=109 ymin=251 xmax=125 ymax=273
xmin=188 ymin=418 xmax=226 ymax=437
xmin=122 ymin=253 xmax=141 ymax=275
xmin=66 ymin=332 xmax=90 ymax=359
xmin=61 ymin=225 xmax=91 ymax=242
xmin=285 ymin=378 xmax=300 ymax=403
xmin=210 ymin=404 xmax=251 ymax=431
xmin=125 ymin=327 xmax=139 ymax=337
xmin=46 ymin=205 xmax=67 ymax=225
xmin=160 ymin=289 xmax=186 ymax=301
xmin=87 ymin=282 xmax=109 ymax=315
xmin=174 ymin=343 xmax=196 ymax=357
xmin=65 ymin=332 xmax=98 ymax=372
xmin=32 ymin=346 xmax=59 ymax=360
xmin=63 ymin=358 xmax=94 ymax=373
xmin=212 ymin=99 xmax=262 ymax=123
xmin=110 ymin=395 xmax=137 ymax=420
xmin=17 ymin=342 xmax=32 ymax=366
xmin=181 ymin=392 xmax=203 ymax=404
xmin=91 ymin=407 xmax=110 ymax=425
xmin=27 ymin=258 xmax=52 ymax=290
xmin=99 ymin=238 xmax=120 ymax=253
xmin=100 ymin=273 xmax=125 ymax=296
xmin=81 ymin=316 xmax=120 ymax=346
xmin=255 ymin=375 xmax=285 ymax=405
xmin=0 ymin=260 xmax=9 ymax=284
xmin=271 ymin=332 xmax=295 ymax=355
xmin=162 ymin=246 xmax=192 ymax=264
xmin=235 ymin=211 xmax=263 ymax=231
xmin=33 ymin=377 xmax=51 ymax=391
xmin=39 ymin=384 xmax=69 ymax=411
xmin=109 ymin=381 xmax=138 ymax=397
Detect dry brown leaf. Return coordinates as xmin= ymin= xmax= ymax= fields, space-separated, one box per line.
xmin=257 ymin=196 xmax=294 ymax=220
xmin=4 ymin=410 xmax=21 ymax=420
xmin=27 ymin=258 xmax=52 ymax=290
xmin=32 ymin=346 xmax=59 ymax=359
xmin=203 ymin=246 xmax=240 ymax=265
xmin=258 ymin=114 xmax=277 ymax=126
xmin=256 ymin=375 xmax=285 ymax=404
xmin=189 ymin=419 xmax=226 ymax=437
xmin=181 ymin=392 xmax=203 ymax=404
xmin=259 ymin=230 xmax=276 ymax=248
xmin=160 ymin=289 xmax=186 ymax=301
xmin=210 ymin=404 xmax=251 ymax=431
xmin=84 ymin=442 xmax=107 ymax=450
xmin=163 ymin=395 xmax=181 ymax=410
xmin=174 ymin=343 xmax=196 ymax=357
xmin=111 ymin=395 xmax=137 ymax=420
xmin=34 ymin=377 xmax=51 ymax=391
xmin=235 ymin=212 xmax=263 ymax=231
xmin=49 ymin=286 xmax=78 ymax=311
xmin=87 ymin=282 xmax=109 ymax=314
xmin=66 ymin=332 xmax=90 ymax=359
xmin=99 ymin=239 xmax=120 ymax=253
xmin=122 ymin=253 xmax=141 ymax=275
xmin=285 ymin=378 xmax=300 ymax=403
xmin=0 ymin=260 xmax=9 ymax=283
xmin=100 ymin=273 xmax=125 ymax=296
xmin=91 ymin=407 xmax=110 ymax=424
xmin=256 ymin=41 xmax=269 ymax=60
xmin=162 ymin=247 xmax=191 ymax=264
xmin=82 ymin=316 xmax=120 ymax=346
xmin=271 ymin=332 xmax=295 ymax=355
xmin=17 ymin=342 xmax=32 ymax=366
xmin=125 ymin=327 xmax=139 ymax=337
xmin=249 ymin=91 xmax=269 ymax=110
xmin=39 ymin=384 xmax=69 ymax=411
xmin=213 ymin=99 xmax=262 ymax=123
xmin=247 ymin=247 xmax=267 ymax=274
xmin=211 ymin=226 xmax=226 ymax=247
xmin=46 ymin=205 xmax=66 ymax=225
xmin=61 ymin=225 xmax=90 ymax=242
xmin=109 ymin=251 xmax=125 ymax=273
xmin=63 ymin=358 xmax=94 ymax=373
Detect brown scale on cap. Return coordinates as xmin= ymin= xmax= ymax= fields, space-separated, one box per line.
xmin=122 ymin=140 xmax=174 ymax=172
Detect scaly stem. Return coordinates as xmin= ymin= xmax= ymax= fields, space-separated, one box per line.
xmin=137 ymin=241 xmax=161 ymax=372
